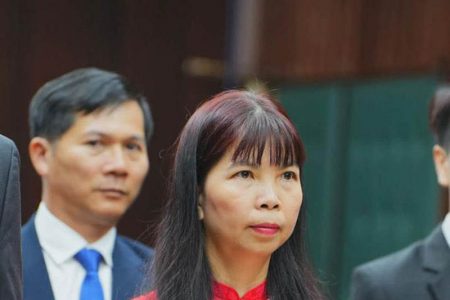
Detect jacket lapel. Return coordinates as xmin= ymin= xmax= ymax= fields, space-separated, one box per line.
xmin=22 ymin=216 xmax=55 ymax=300
xmin=112 ymin=237 xmax=150 ymax=300
xmin=422 ymin=226 xmax=450 ymax=300
xmin=429 ymin=266 xmax=450 ymax=300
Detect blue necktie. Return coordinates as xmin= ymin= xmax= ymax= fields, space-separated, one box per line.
xmin=74 ymin=248 xmax=104 ymax=300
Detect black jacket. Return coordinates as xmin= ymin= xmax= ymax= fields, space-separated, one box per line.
xmin=0 ymin=134 xmax=22 ymax=300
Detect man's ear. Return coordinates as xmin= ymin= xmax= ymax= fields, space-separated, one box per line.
xmin=197 ymin=193 xmax=204 ymax=220
xmin=433 ymin=144 xmax=450 ymax=187
xmin=29 ymin=137 xmax=52 ymax=176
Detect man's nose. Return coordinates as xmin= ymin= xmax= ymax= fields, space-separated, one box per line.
xmin=104 ymin=146 xmax=128 ymax=175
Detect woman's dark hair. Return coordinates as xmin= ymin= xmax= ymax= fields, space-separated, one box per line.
xmin=151 ymin=90 xmax=323 ymax=299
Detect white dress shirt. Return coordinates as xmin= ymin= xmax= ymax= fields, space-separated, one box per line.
xmin=442 ymin=212 xmax=450 ymax=248
xmin=35 ymin=202 xmax=115 ymax=300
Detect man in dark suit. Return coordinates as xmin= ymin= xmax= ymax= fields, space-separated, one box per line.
xmin=350 ymin=85 xmax=450 ymax=300
xmin=0 ymin=134 xmax=22 ymax=300
xmin=24 ymin=68 xmax=154 ymax=300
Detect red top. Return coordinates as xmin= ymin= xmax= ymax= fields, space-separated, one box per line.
xmin=133 ymin=281 xmax=267 ymax=300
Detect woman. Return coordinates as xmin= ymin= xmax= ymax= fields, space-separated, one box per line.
xmin=135 ymin=90 xmax=323 ymax=300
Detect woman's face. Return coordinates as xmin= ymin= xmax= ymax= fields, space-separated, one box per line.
xmin=199 ymin=145 xmax=303 ymax=258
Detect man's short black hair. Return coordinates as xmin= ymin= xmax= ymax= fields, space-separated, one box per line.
xmin=429 ymin=85 xmax=450 ymax=147
xmin=29 ymin=67 xmax=153 ymax=142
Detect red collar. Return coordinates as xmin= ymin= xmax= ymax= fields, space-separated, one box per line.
xmin=213 ymin=280 xmax=267 ymax=300
xmin=133 ymin=280 xmax=268 ymax=300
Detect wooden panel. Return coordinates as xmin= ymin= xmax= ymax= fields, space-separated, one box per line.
xmin=358 ymin=0 xmax=450 ymax=74
xmin=259 ymin=0 xmax=450 ymax=80
xmin=259 ymin=0 xmax=362 ymax=80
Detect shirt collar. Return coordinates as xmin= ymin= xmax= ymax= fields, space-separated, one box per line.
xmin=35 ymin=202 xmax=116 ymax=267
xmin=213 ymin=280 xmax=267 ymax=300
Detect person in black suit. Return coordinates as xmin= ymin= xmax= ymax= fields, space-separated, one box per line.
xmin=0 ymin=134 xmax=22 ymax=300
xmin=350 ymin=85 xmax=450 ymax=300
xmin=24 ymin=68 xmax=154 ymax=300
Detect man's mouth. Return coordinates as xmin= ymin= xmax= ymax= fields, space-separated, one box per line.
xmin=96 ymin=188 xmax=128 ymax=198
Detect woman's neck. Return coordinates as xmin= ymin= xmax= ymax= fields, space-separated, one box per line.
xmin=206 ymin=242 xmax=270 ymax=297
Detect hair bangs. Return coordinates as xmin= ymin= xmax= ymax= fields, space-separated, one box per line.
xmin=231 ymin=111 xmax=304 ymax=167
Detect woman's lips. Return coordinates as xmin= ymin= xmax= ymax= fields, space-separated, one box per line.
xmin=250 ymin=223 xmax=280 ymax=235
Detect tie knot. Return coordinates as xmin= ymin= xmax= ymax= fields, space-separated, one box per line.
xmin=75 ymin=248 xmax=102 ymax=273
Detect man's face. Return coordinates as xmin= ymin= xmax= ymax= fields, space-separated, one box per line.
xmin=433 ymin=144 xmax=450 ymax=188
xmin=38 ymin=101 xmax=149 ymax=231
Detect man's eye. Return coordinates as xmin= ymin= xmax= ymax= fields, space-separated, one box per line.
xmin=126 ymin=143 xmax=142 ymax=151
xmin=86 ymin=140 xmax=101 ymax=147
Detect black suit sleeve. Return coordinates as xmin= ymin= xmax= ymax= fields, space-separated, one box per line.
xmin=0 ymin=135 xmax=22 ymax=300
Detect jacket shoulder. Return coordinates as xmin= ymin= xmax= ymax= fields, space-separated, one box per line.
xmin=350 ymin=230 xmax=441 ymax=300
xmin=116 ymin=235 xmax=154 ymax=260
xmin=0 ymin=134 xmax=15 ymax=149
xmin=354 ymin=239 xmax=423 ymax=279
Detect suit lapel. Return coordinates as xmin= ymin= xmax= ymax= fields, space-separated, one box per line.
xmin=22 ymin=217 xmax=55 ymax=300
xmin=422 ymin=226 xmax=450 ymax=300
xmin=112 ymin=237 xmax=148 ymax=300
xmin=429 ymin=265 xmax=450 ymax=300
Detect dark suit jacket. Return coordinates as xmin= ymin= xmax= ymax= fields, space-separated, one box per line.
xmin=350 ymin=225 xmax=450 ymax=300
xmin=22 ymin=217 xmax=154 ymax=300
xmin=0 ymin=135 xmax=22 ymax=300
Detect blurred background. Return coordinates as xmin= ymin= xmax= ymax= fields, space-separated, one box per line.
xmin=1 ymin=0 xmax=450 ymax=299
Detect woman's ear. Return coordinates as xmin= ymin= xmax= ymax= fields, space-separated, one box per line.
xmin=197 ymin=193 xmax=204 ymax=220
xmin=433 ymin=144 xmax=450 ymax=187
xmin=29 ymin=137 xmax=52 ymax=176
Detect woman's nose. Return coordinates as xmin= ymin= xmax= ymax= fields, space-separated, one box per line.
xmin=256 ymin=183 xmax=280 ymax=210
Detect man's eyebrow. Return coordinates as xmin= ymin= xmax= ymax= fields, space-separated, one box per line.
xmin=127 ymin=135 xmax=146 ymax=142
xmin=83 ymin=130 xmax=145 ymax=142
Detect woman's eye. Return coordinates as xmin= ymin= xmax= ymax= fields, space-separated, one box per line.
xmin=282 ymin=171 xmax=297 ymax=181
xmin=236 ymin=170 xmax=252 ymax=179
